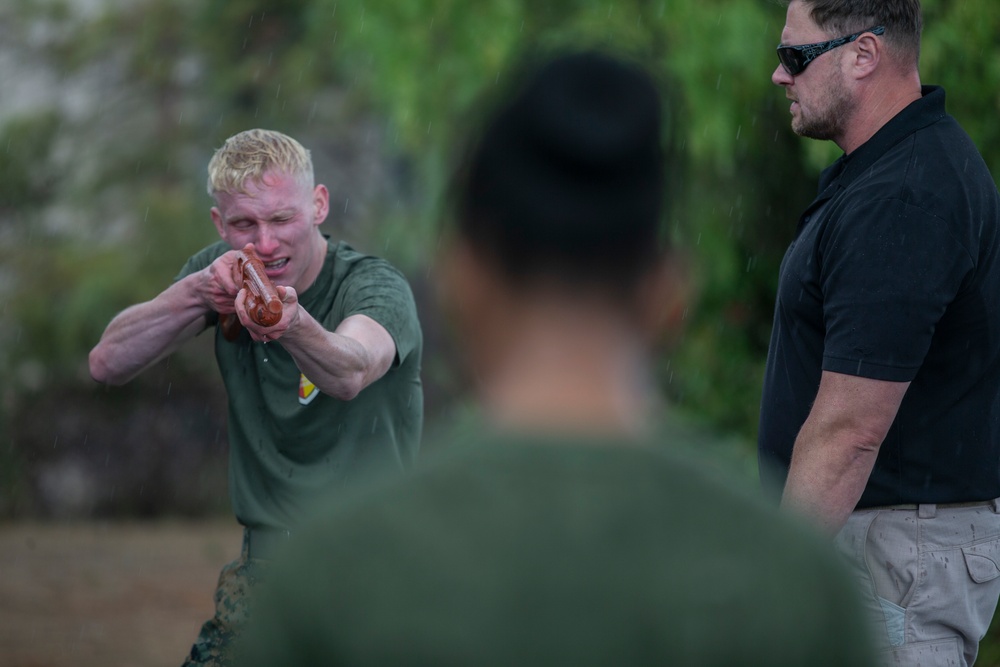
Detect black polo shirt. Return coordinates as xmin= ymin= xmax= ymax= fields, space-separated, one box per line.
xmin=758 ymin=86 xmax=1000 ymax=507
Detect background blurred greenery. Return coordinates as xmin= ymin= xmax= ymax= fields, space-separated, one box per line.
xmin=2 ymin=0 xmax=1000 ymax=658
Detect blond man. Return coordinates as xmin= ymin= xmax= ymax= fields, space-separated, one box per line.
xmin=89 ymin=129 xmax=423 ymax=665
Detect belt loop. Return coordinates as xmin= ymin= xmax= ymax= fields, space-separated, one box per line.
xmin=918 ymin=503 xmax=937 ymax=519
xmin=992 ymin=498 xmax=1000 ymax=514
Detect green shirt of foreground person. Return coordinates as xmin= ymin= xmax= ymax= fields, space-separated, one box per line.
xmin=242 ymin=430 xmax=876 ymax=666
xmin=237 ymin=50 xmax=877 ymax=666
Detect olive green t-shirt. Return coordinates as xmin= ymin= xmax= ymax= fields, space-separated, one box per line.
xmin=238 ymin=430 xmax=877 ymax=666
xmin=177 ymin=239 xmax=423 ymax=530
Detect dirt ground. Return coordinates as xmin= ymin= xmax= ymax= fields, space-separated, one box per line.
xmin=0 ymin=519 xmax=243 ymax=667
xmin=6 ymin=519 xmax=1000 ymax=667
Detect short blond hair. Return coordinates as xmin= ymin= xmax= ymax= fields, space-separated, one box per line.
xmin=206 ymin=129 xmax=314 ymax=196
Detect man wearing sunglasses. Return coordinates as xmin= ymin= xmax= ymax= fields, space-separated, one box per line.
xmin=758 ymin=1 xmax=1000 ymax=665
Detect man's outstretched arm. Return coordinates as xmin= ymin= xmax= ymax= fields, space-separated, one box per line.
xmin=89 ymin=253 xmax=241 ymax=385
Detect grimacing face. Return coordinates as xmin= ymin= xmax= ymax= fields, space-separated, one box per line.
xmin=210 ymin=170 xmax=330 ymax=294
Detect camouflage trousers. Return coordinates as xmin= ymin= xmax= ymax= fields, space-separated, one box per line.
xmin=181 ymin=532 xmax=268 ymax=667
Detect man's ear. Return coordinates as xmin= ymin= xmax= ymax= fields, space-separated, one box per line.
xmin=850 ymin=31 xmax=881 ymax=78
xmin=312 ymin=184 xmax=330 ymax=226
xmin=437 ymin=238 xmax=509 ymax=379
xmin=637 ymin=250 xmax=693 ymax=349
xmin=439 ymin=238 xmax=491 ymax=334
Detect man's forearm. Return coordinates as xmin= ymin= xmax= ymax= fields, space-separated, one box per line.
xmin=89 ymin=278 xmax=211 ymax=385
xmin=781 ymin=433 xmax=880 ymax=534
xmin=277 ymin=310 xmax=396 ymax=401
xmin=778 ymin=370 xmax=909 ymax=535
xmin=278 ymin=311 xmax=376 ymax=401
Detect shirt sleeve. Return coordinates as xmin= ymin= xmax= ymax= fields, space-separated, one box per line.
xmin=334 ymin=258 xmax=422 ymax=368
xmin=819 ymin=197 xmax=973 ymax=381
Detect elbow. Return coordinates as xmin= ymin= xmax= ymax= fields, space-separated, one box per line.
xmin=850 ymin=427 xmax=886 ymax=460
xmin=88 ymin=347 xmax=125 ymax=386
xmin=89 ymin=348 xmax=110 ymax=384
xmin=327 ymin=371 xmax=367 ymax=402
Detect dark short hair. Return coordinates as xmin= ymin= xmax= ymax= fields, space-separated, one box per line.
xmin=452 ymin=50 xmax=666 ymax=291
xmin=799 ymin=0 xmax=922 ymax=65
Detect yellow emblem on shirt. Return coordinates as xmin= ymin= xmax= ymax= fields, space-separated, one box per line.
xmin=298 ymin=373 xmax=319 ymax=406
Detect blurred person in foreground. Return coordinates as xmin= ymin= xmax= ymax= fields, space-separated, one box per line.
xmin=88 ymin=129 xmax=423 ymax=666
xmin=236 ymin=50 xmax=877 ymax=666
xmin=759 ymin=1 xmax=1000 ymax=664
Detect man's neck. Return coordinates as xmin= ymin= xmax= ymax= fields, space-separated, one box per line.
xmin=480 ymin=300 xmax=657 ymax=439
xmin=839 ymin=72 xmax=923 ymax=154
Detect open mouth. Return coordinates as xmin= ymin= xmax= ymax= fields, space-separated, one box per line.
xmin=263 ymin=258 xmax=289 ymax=273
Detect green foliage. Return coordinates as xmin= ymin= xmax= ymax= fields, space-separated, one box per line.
xmin=0 ymin=112 xmax=63 ymax=210
xmin=4 ymin=0 xmax=1000 ymax=446
xmin=921 ymin=0 xmax=1000 ymax=181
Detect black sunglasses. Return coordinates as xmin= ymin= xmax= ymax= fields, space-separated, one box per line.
xmin=777 ymin=25 xmax=885 ymax=76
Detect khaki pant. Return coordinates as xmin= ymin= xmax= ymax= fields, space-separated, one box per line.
xmin=836 ymin=500 xmax=1000 ymax=667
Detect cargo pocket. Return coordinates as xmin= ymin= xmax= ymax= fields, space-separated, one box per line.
xmin=960 ymin=536 xmax=1000 ymax=657
xmin=962 ymin=539 xmax=1000 ymax=584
